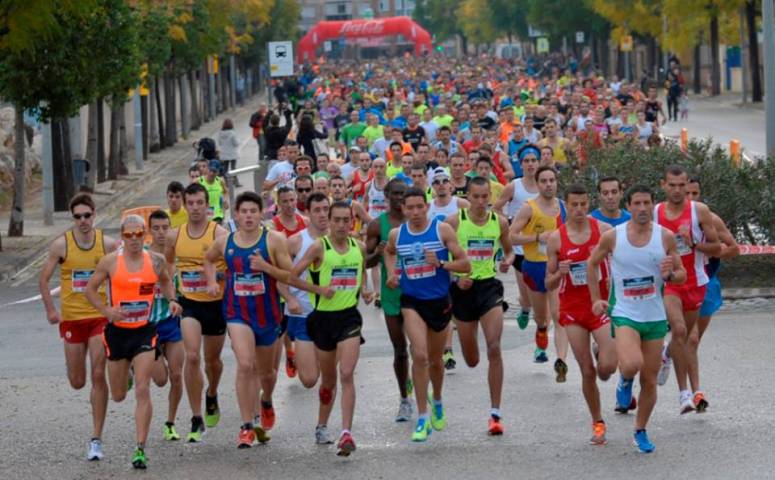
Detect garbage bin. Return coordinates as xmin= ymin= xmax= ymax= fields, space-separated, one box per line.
xmin=72 ymin=158 xmax=90 ymax=187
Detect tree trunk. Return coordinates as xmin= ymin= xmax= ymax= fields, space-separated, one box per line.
xmin=108 ymin=104 xmax=120 ymax=180
xmin=97 ymin=99 xmax=106 ymax=183
xmin=118 ymin=103 xmax=128 ymax=175
xmin=52 ymin=119 xmax=74 ymax=210
xmin=710 ymin=14 xmax=721 ymax=95
xmin=8 ymin=105 xmax=26 ymax=237
xmin=747 ymin=0 xmax=763 ymax=102
xmin=154 ymin=76 xmax=166 ymax=149
xmin=693 ymin=42 xmax=702 ymax=94
xmin=189 ymin=70 xmax=200 ymax=130
xmin=149 ymin=81 xmax=160 ymax=152
xmin=202 ymin=60 xmax=210 ymax=122
xmin=85 ymin=102 xmax=99 ymax=187
xmin=179 ymin=74 xmax=190 ymax=139
xmin=164 ymin=70 xmax=177 ymax=147
xmin=215 ymin=67 xmax=223 ymax=114
xmin=140 ymin=93 xmax=149 ymax=158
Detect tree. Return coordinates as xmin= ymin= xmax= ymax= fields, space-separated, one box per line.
xmin=746 ymin=0 xmax=762 ymax=102
xmin=458 ymin=0 xmax=498 ymax=47
xmin=486 ymin=0 xmax=529 ymax=43
xmin=414 ymin=0 xmax=469 ymax=53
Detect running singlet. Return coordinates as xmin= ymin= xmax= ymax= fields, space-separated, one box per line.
xmin=176 ymin=221 xmax=225 ymax=302
xmin=285 ymin=229 xmax=315 ymax=317
xmin=558 ymin=219 xmax=608 ymax=311
xmin=456 ymin=209 xmax=500 ymax=280
xmin=367 ymin=180 xmax=387 ymax=218
xmin=109 ymin=251 xmax=158 ymax=329
xmin=395 ymin=218 xmax=450 ymax=299
xmin=309 ymin=236 xmax=363 ymax=312
xmin=352 ymin=169 xmax=375 ymax=202
xmin=522 ymin=199 xmax=566 ymax=262
xmin=427 ymin=198 xmax=460 ymax=222
xmin=379 ymin=213 xmax=402 ymax=297
xmin=272 ymin=213 xmax=307 ymax=237
xmin=223 ymin=229 xmax=282 ymax=326
xmin=590 ymin=208 xmax=631 ymax=227
xmin=60 ymin=230 xmax=107 ymax=321
xmin=452 ymin=179 xmax=469 ymax=199
xmin=608 ymin=222 xmax=667 ymax=322
xmin=146 ymin=246 xmax=176 ymax=323
xmin=655 ymin=200 xmax=708 ymax=287
xmin=505 ymin=178 xmax=538 ymax=255
xmin=199 ymin=177 xmax=225 ymax=220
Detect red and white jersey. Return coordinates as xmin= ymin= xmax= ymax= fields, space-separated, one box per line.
xmin=655 ymin=200 xmax=708 ymax=287
xmin=558 ymin=218 xmax=608 ymax=312
xmin=272 ymin=213 xmax=307 ymax=238
xmin=352 ymin=169 xmax=375 ymax=202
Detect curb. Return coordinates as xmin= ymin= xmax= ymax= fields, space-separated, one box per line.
xmin=722 ymin=288 xmax=775 ymax=300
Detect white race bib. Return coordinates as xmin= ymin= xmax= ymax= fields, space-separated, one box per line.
xmin=622 ymin=276 xmax=657 ymax=300
xmin=330 ymin=267 xmax=359 ymax=290
xmin=71 ymin=270 xmax=94 ymax=293
xmin=180 ymin=270 xmax=207 ymax=293
xmin=234 ymin=272 xmax=266 ymax=296
xmin=120 ymin=300 xmax=151 ymax=323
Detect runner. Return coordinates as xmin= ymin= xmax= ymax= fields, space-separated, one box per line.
xmin=427 ymin=168 xmax=470 ymax=221
xmin=590 ymin=176 xmax=631 ymax=227
xmin=445 ymin=177 xmax=512 ymax=435
xmin=655 ymin=165 xmax=720 ymax=414
xmin=351 ymin=151 xmax=375 ymax=203
xmin=384 ymin=187 xmax=471 ymax=442
xmin=363 ymin=159 xmax=389 ymax=307
xmin=449 ymin=152 xmax=470 ymax=199
xmin=164 ymin=182 xmax=229 ymax=442
xmin=39 ymin=193 xmax=118 ymax=461
xmin=545 ymin=184 xmax=618 ymax=444
xmin=84 ymin=215 xmax=180 ymax=469
xmin=147 ymin=210 xmax=185 ymax=442
xmin=330 ymin=175 xmax=371 ymax=236
xmin=494 ymin=146 xmax=539 ymax=330
xmin=165 ymin=181 xmax=189 ymax=228
xmin=365 ymin=178 xmax=414 ymax=422
xmin=509 ymin=166 xmax=568 ymax=370
xmin=587 ymin=184 xmax=686 ymax=453
xmin=199 ymin=160 xmax=230 ymax=224
xmin=203 ymin=191 xmax=293 ymax=448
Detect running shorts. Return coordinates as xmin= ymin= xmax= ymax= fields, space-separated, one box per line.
xmin=559 ymin=309 xmax=610 ymax=331
xmin=286 ymin=315 xmax=312 ymax=342
xmin=102 ymin=322 xmax=159 ymax=361
xmin=156 ymin=315 xmax=182 ymax=344
xmin=522 ymin=260 xmax=548 ymax=293
xmin=380 ymin=284 xmax=402 ymax=317
xmin=400 ymin=294 xmax=452 ymax=333
xmin=307 ymin=306 xmax=363 ymax=352
xmin=450 ymin=278 xmax=505 ymax=322
xmin=700 ymin=276 xmax=723 ymax=318
xmin=611 ymin=317 xmax=668 ymax=342
xmin=512 ymin=253 xmax=525 ymax=273
xmin=179 ymin=297 xmax=226 ymax=336
xmin=59 ymin=317 xmax=107 ymax=344
xmin=664 ymin=283 xmax=707 ymax=312
xmin=226 ymin=315 xmax=280 ymax=348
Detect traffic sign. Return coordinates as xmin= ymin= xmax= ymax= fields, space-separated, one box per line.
xmin=268 ymin=41 xmax=294 ymax=78
xmin=620 ymin=35 xmax=633 ymax=52
xmin=576 ymin=31 xmax=585 ymax=44
xmin=537 ymin=37 xmax=549 ymax=54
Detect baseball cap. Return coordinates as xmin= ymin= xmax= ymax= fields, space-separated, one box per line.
xmin=432 ymin=167 xmax=450 ymax=183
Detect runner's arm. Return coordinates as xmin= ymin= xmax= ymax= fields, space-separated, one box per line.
xmin=203 ymin=236 xmax=226 ymax=291
xmin=508 ymin=202 xmax=534 ymax=245
xmin=438 ymin=222 xmax=471 ymax=275
xmin=713 ymin=213 xmax=739 ymax=259
xmin=544 ymin=231 xmax=564 ymax=290
xmin=84 ymin=255 xmax=112 ymax=315
xmin=587 ymin=230 xmax=614 ymax=304
xmin=39 ymin=237 xmax=65 ymax=323
xmin=163 ymin=228 xmax=180 ymax=278
xmin=662 ymin=230 xmax=687 ymax=285
xmin=383 ymin=228 xmax=400 ymax=286
xmin=695 ymin=203 xmax=721 ymax=257
xmin=358 ymin=240 xmax=374 ymax=303
xmin=151 ymin=252 xmax=177 ymax=302
xmin=457 ymin=198 xmax=471 ymax=209
xmin=497 ymin=214 xmax=514 ymax=269
xmin=103 ymin=235 xmax=119 ymax=253
xmin=364 ymin=218 xmax=383 ymax=268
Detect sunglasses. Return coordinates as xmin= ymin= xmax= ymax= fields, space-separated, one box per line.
xmin=122 ymin=230 xmax=145 ymax=240
xmin=72 ymin=212 xmax=93 ymax=220
xmin=432 ymin=179 xmax=450 ymax=185
xmin=296 ymin=187 xmax=312 ymax=193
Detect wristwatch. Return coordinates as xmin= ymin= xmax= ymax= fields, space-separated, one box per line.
xmin=439 ymin=260 xmax=447 ymax=269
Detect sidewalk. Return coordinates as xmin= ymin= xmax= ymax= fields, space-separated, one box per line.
xmin=0 ymin=94 xmax=265 ymax=284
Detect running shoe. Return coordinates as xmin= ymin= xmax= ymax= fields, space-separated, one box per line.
xmin=163 ymin=422 xmax=180 ymax=441
xmin=238 ymin=426 xmax=256 ymax=449
xmin=517 ymin=310 xmax=530 ymax=330
xmin=680 ymin=392 xmax=695 ymax=414
xmin=535 ymin=328 xmax=549 ymax=350
xmin=443 ymin=349 xmax=456 ymax=370
xmin=554 ymin=358 xmax=568 ymax=383
xmin=406 ymin=378 xmax=414 ymax=397
xmin=412 ymin=417 xmax=432 ymax=442
xmin=615 ymin=376 xmax=634 ymax=413
xmin=589 ymin=421 xmax=607 ymax=445
xmin=187 ymin=416 xmax=205 ymax=443
xmin=694 ymin=391 xmax=709 ymax=413
xmin=286 ymin=350 xmax=297 ymax=378
xmin=87 ymin=438 xmax=103 ymax=461
xmin=374 ymin=293 xmax=381 ymax=308
xmin=488 ymin=415 xmax=504 ymax=436
xmin=533 ymin=347 xmax=548 ymax=363
xmin=633 ymin=429 xmax=655 ymax=453
xmin=430 ymin=402 xmax=446 ymax=431
xmin=396 ymin=398 xmax=413 ymax=422
xmin=336 ymin=431 xmax=356 ymax=456
xmin=131 ymin=447 xmax=147 ymax=469
xmin=260 ymin=402 xmax=276 ymax=431
xmin=253 ymin=424 xmax=271 ymax=444
xmin=315 ymin=425 xmax=333 ymax=445
xmin=204 ymin=395 xmax=220 ymax=428
xmin=657 ymin=344 xmax=672 ymax=386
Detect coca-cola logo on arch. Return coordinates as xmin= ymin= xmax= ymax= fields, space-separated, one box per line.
xmin=338 ymin=20 xmax=385 ymax=36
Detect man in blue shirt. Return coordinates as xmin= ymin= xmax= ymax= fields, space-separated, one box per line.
xmin=590 ymin=176 xmax=631 ymax=226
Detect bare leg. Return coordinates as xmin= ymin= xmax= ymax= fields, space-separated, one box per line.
xmin=403 ymin=309 xmax=431 ymax=415
xmin=181 ymin=318 xmax=204 ymax=416
xmin=688 ymin=314 xmax=712 ymax=393
xmin=316 ymin=349 xmax=337 ymax=426
xmin=337 ymin=337 xmax=361 ymax=431
xmin=664 ymin=295 xmax=689 ymax=392
xmin=228 ymin=323 xmax=257 ymax=424
xmin=164 ymin=341 xmax=185 ymax=424
xmin=566 ymin=325 xmax=601 ymax=421
xmin=549 ymin=290 xmax=568 ymax=361
xmin=636 ymin=339 xmax=664 ymax=430
xmin=295 ymin=339 xmax=320 ymax=389
xmin=132 ymin=351 xmax=156 ymax=445
xmin=203 ymin=334 xmax=225 ymax=397
xmin=384 ymin=314 xmax=409 ymax=398
xmin=86 ymin=336 xmax=108 ymax=439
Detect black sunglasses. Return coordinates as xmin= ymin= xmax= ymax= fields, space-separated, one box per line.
xmin=72 ymin=212 xmax=93 ymax=220
xmin=296 ymin=187 xmax=312 ymax=193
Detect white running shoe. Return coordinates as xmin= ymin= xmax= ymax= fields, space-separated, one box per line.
xmin=315 ymin=425 xmax=333 ymax=445
xmin=87 ymin=439 xmax=104 ymax=461
xmin=395 ymin=398 xmax=413 ymax=422
xmin=657 ymin=344 xmax=672 ymax=386
xmin=679 ymin=392 xmax=695 ymax=414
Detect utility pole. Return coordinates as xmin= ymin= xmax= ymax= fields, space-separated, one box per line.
xmin=41 ymin=117 xmax=54 ymax=226
xmin=765 ymin=0 xmax=775 ymax=156
xmin=739 ymin=8 xmax=748 ymax=103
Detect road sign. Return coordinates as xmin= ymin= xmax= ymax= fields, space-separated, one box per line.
xmin=268 ymin=41 xmax=294 ymax=77
xmin=528 ymin=25 xmax=545 ymax=38
xmin=536 ymin=37 xmax=549 ymax=54
xmin=576 ymin=31 xmax=585 ymax=44
xmin=620 ymin=35 xmax=633 ymax=52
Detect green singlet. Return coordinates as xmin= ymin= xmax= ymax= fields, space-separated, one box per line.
xmin=309 ymin=236 xmax=363 ymax=312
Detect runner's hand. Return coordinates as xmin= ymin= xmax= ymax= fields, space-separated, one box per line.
xmin=318 ymin=286 xmax=335 ymax=299
xmin=424 ymin=248 xmax=440 ymax=267
xmin=249 ymin=254 xmax=271 ymax=272
xmin=374 ymin=241 xmax=386 ymax=256
xmin=558 ymin=260 xmax=572 ymax=275
xmin=677 ymin=225 xmax=693 ymax=247
xmin=592 ymin=299 xmax=609 ymax=317
xmin=287 ymin=298 xmax=302 ymax=315
xmin=105 ymin=307 xmax=128 ymax=323
xmin=386 ymin=274 xmax=399 ymax=289
xmin=169 ymin=300 xmax=183 ymax=317
xmin=46 ymin=308 xmax=61 ymax=325
xmin=659 ymin=257 xmax=673 ymax=280
xmin=499 ymin=253 xmax=514 ymax=273
xmin=362 ymin=290 xmax=374 ymax=305
xmin=206 ymin=282 xmax=221 ymax=298
xmin=457 ymin=277 xmax=473 ymax=290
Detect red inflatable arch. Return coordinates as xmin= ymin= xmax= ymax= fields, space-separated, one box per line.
xmin=297 ymin=16 xmax=431 ymax=62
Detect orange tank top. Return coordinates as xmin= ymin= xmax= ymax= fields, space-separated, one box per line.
xmin=109 ymin=251 xmax=158 ymax=329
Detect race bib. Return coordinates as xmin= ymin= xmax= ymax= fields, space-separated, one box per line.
xmin=675 ymin=234 xmax=692 ymax=256
xmin=330 ymin=267 xmax=359 ymax=290
xmin=569 ymin=262 xmax=589 ymax=286
xmin=467 ymin=239 xmax=495 ymax=261
xmin=153 ymin=283 xmax=164 ymax=300
xmin=538 ymin=240 xmax=547 ymax=256
xmin=403 ymin=257 xmax=435 ymax=280
xmin=622 ymin=276 xmax=656 ymax=300
xmin=120 ymin=300 xmax=150 ymax=323
xmin=234 ymin=272 xmax=266 ymax=296
xmin=71 ymin=270 xmax=94 ymax=293
xmin=180 ymin=270 xmax=207 ymax=293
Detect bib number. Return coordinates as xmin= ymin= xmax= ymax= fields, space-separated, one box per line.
xmin=234 ymin=272 xmax=266 ymax=296
xmin=569 ymin=262 xmax=589 ymax=286
xmin=72 ymin=270 xmax=94 ymax=293
xmin=622 ymin=276 xmax=656 ymax=300
xmin=120 ymin=301 xmax=150 ymax=323
xmin=675 ymin=234 xmax=692 ymax=256
xmin=180 ymin=270 xmax=207 ymax=293
xmin=330 ymin=267 xmax=359 ymax=290
xmin=538 ymin=240 xmax=547 ymax=256
xmin=467 ymin=239 xmax=495 ymax=261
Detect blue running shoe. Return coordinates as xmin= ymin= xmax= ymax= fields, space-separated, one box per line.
xmin=633 ymin=430 xmax=655 ymax=453
xmin=533 ymin=348 xmax=548 ymax=363
xmin=615 ymin=376 xmax=634 ymax=413
xmin=412 ymin=417 xmax=432 ymax=442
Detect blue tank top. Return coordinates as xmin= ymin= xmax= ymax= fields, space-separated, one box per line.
xmin=395 ymin=218 xmax=450 ymax=300
xmin=590 ymin=208 xmax=631 ymax=227
xmin=223 ymin=229 xmax=282 ymax=328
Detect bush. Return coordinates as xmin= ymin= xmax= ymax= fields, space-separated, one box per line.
xmin=558 ymin=138 xmax=775 ymax=245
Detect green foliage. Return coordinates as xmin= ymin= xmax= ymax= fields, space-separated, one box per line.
xmin=413 ymin=0 xmax=466 ymax=42
xmin=526 ymin=0 xmax=609 ymax=43
xmin=242 ymin=0 xmax=300 ymax=65
xmin=0 ymin=0 xmax=95 ymax=52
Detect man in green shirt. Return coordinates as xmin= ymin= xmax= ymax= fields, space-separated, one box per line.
xmin=432 ymin=105 xmax=454 ymax=128
xmin=361 ymin=113 xmax=385 ymax=148
xmin=339 ymin=110 xmax=366 ymax=150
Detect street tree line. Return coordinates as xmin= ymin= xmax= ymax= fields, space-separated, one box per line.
xmin=0 ymin=0 xmax=300 ymax=243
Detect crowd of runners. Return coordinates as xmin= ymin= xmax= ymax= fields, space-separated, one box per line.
xmin=37 ymin=54 xmax=738 ymax=469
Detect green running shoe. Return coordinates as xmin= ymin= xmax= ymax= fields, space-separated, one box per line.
xmin=517 ymin=310 xmax=530 ymax=330
xmin=163 ymin=423 xmax=180 ymax=441
xmin=131 ymin=448 xmax=147 ymax=469
xmin=253 ymin=425 xmax=271 ymax=444
xmin=187 ymin=417 xmax=205 ymax=443
xmin=430 ymin=402 xmax=446 ymax=431
xmin=205 ymin=395 xmax=220 ymax=428
xmin=411 ymin=417 xmax=432 ymax=442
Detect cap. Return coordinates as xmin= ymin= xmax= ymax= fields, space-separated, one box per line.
xmin=432 ymin=167 xmax=450 ymax=183
xmin=208 ymin=159 xmax=221 ymax=171
xmin=349 ymin=145 xmax=361 ymax=152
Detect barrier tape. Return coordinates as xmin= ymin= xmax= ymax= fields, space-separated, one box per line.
xmin=738 ymin=245 xmax=775 ymax=255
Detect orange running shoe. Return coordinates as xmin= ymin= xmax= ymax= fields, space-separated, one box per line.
xmin=535 ymin=329 xmax=549 ymax=350
xmin=237 ymin=426 xmax=256 ymax=449
xmin=589 ymin=421 xmax=607 ymax=445
xmin=260 ymin=403 xmax=276 ymax=431
xmin=286 ymin=351 xmax=297 ymax=378
xmin=488 ymin=416 xmax=504 ymax=436
xmin=694 ymin=391 xmax=709 ymax=413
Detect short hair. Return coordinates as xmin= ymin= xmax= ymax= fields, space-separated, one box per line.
xmin=469 ymin=176 xmax=490 ymax=189
xmin=688 ymin=175 xmax=701 ymax=186
xmin=167 ymin=181 xmax=184 ymax=194
xmin=535 ymin=165 xmax=557 ymax=182
xmin=626 ymin=184 xmax=655 ymax=203
xmin=411 ymin=162 xmax=426 ymax=173
xmin=184 ymin=182 xmax=209 ymax=203
xmin=450 ymin=152 xmax=466 ymax=163
xmin=403 ymin=187 xmax=427 ymax=203
xmin=664 ymin=164 xmax=688 ymax=179
xmin=385 ymin=177 xmax=408 ymax=195
xmin=306 ymin=192 xmax=330 ymax=211
xmin=435 ymin=147 xmax=448 ymax=157
xmin=390 ymin=141 xmax=403 ymax=150
xmin=475 ymin=156 xmax=493 ymax=168
xmin=564 ymin=183 xmax=588 ymax=200
xmin=149 ymin=209 xmax=170 ymax=223
xmin=317 ymin=152 xmax=329 ymax=160
xmin=235 ymin=191 xmax=263 ymax=211
xmin=540 ymin=145 xmax=554 ymax=155
xmin=188 ymin=165 xmax=200 ymax=174
xmin=597 ymin=176 xmax=622 ymax=192
xmin=329 ymin=200 xmax=352 ymax=218
xmin=277 ymin=186 xmax=295 ymax=198
xmin=69 ymin=193 xmax=95 ymax=213
xmin=295 ymin=155 xmax=313 ymax=166
xmin=295 ymin=174 xmax=313 ymax=187
xmin=438 ymin=126 xmax=451 ymax=133
xmin=121 ymin=214 xmax=145 ymax=230
xmin=222 ymin=118 xmax=234 ymax=130
xmin=330 ymin=175 xmax=345 ymax=185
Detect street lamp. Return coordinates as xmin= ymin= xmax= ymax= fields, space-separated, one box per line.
xmin=765 ymin=0 xmax=774 ymax=156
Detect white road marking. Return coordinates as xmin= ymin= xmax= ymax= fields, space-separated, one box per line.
xmin=0 ymin=287 xmax=59 ymax=308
